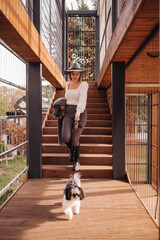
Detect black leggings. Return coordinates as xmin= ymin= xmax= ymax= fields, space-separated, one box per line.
xmin=62 ymin=105 xmax=87 ymax=147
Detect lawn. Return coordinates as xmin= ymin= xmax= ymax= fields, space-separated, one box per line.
xmin=0 ymin=155 xmax=27 ymax=206
xmin=126 ymin=144 xmax=148 ymax=182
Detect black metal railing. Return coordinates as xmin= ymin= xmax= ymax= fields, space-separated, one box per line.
xmin=125 ymin=34 xmax=159 ymax=226
xmin=0 ymin=41 xmax=28 ymax=207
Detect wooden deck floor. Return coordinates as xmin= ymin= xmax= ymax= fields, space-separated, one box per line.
xmin=0 ymin=178 xmax=158 ymax=240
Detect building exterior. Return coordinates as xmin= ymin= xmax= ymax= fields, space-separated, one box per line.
xmin=0 ymin=0 xmax=160 ymax=233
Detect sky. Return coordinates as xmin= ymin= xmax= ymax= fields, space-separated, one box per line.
xmin=65 ymin=0 xmax=96 ymax=10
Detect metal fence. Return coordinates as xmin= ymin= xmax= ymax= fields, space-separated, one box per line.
xmin=20 ymin=0 xmax=62 ymax=119
xmin=98 ymin=0 xmax=127 ymax=70
xmin=20 ymin=0 xmax=63 ymax=72
xmin=125 ymin=34 xmax=159 ymax=226
xmin=98 ymin=0 xmax=112 ymax=69
xmin=0 ymin=42 xmax=28 ymax=207
xmin=67 ymin=12 xmax=96 ymax=81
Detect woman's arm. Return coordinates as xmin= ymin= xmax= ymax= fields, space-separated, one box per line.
xmin=75 ymin=82 xmax=89 ymax=120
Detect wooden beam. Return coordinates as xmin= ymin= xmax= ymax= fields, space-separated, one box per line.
xmin=97 ymin=0 xmax=159 ymax=90
xmin=97 ymin=0 xmax=145 ymax=88
xmin=0 ymin=0 xmax=65 ymax=89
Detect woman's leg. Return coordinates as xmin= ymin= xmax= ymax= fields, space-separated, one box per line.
xmin=71 ymin=109 xmax=87 ymax=147
xmin=71 ymin=109 xmax=87 ymax=171
xmin=62 ymin=115 xmax=73 ymax=145
xmin=61 ymin=106 xmax=75 ymax=163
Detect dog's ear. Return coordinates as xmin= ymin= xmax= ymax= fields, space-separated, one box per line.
xmin=65 ymin=187 xmax=72 ymax=200
xmin=79 ymin=187 xmax=85 ymax=200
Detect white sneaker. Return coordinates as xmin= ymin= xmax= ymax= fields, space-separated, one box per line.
xmin=75 ymin=162 xmax=80 ymax=171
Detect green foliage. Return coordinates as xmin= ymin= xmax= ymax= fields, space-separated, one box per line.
xmin=0 ymin=187 xmax=14 ymax=206
xmin=0 ymin=142 xmax=5 ymax=153
xmin=76 ymin=0 xmax=89 ymax=10
xmin=68 ymin=0 xmax=96 ymax=81
xmin=42 ymin=79 xmax=55 ymax=103
xmin=126 ymin=95 xmax=148 ymax=124
xmin=0 ymin=87 xmax=10 ymax=115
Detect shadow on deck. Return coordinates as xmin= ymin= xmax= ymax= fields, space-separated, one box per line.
xmin=0 ymin=178 xmax=158 ymax=239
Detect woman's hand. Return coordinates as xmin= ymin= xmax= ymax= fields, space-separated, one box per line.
xmin=75 ymin=114 xmax=80 ymax=121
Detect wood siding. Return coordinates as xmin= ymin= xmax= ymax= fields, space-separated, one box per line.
xmin=0 ymin=0 xmax=65 ymax=89
xmin=97 ymin=0 xmax=159 ymax=93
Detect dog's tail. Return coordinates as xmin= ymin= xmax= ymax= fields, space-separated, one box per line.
xmin=73 ymin=172 xmax=81 ymax=187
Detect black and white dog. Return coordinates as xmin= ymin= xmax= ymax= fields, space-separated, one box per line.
xmin=62 ymin=173 xmax=85 ymax=220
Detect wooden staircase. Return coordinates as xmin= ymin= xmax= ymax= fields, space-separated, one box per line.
xmin=42 ymin=81 xmax=113 ymax=178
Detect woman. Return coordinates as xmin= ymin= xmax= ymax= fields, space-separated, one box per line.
xmin=62 ymin=63 xmax=89 ymax=171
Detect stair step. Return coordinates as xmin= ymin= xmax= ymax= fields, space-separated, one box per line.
xmin=87 ymin=114 xmax=112 ymax=120
xmin=42 ymin=153 xmax=112 ymax=165
xmin=45 ymin=120 xmax=112 ymax=128
xmin=42 ymin=135 xmax=112 ymax=144
xmin=87 ymin=98 xmax=108 ymax=103
xmin=43 ymin=127 xmax=112 ymax=135
xmin=42 ymin=165 xmax=113 ymax=178
xmin=87 ymin=108 xmax=110 ymax=114
xmin=42 ymin=143 xmax=112 ymax=154
xmin=42 ymin=82 xmax=113 ymax=179
xmin=48 ymin=113 xmax=112 ymax=120
xmin=87 ymin=103 xmax=109 ymax=108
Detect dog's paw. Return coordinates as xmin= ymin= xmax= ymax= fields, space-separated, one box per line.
xmin=64 ymin=209 xmax=73 ymax=220
xmin=73 ymin=209 xmax=80 ymax=215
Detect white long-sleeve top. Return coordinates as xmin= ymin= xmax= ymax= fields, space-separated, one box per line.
xmin=65 ymin=81 xmax=89 ymax=116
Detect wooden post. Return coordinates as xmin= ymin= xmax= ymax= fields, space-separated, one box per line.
xmin=27 ymin=63 xmax=42 ymax=178
xmin=27 ymin=0 xmax=42 ymax=178
xmin=112 ymin=62 xmax=126 ymax=179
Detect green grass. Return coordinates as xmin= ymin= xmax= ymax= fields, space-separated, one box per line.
xmin=126 ymin=145 xmax=148 ymax=182
xmin=0 ymin=187 xmax=14 ymax=206
xmin=0 ymin=155 xmax=27 ymax=206
xmin=127 ymin=165 xmax=147 ymax=182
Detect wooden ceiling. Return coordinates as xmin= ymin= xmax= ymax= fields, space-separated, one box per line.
xmin=0 ymin=0 xmax=65 ymax=89
xmin=97 ymin=0 xmax=159 ymax=94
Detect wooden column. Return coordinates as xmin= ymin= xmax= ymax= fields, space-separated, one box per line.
xmin=27 ymin=0 xmax=42 ymax=178
xmin=112 ymin=62 xmax=126 ymax=179
xmin=27 ymin=63 xmax=42 ymax=178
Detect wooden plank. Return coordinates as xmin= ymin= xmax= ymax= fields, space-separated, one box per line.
xmin=0 ymin=179 xmax=158 ymax=239
xmin=0 ymin=0 xmax=65 ymax=89
xmin=152 ymin=105 xmax=158 ymax=125
xmin=152 ymin=126 xmax=158 ymax=146
xmin=152 ymin=166 xmax=158 ymax=186
xmin=153 ymin=92 xmax=159 ymax=105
